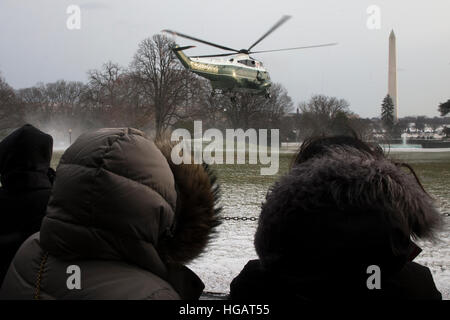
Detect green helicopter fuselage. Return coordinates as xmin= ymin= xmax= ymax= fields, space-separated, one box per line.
xmin=172 ymin=45 xmax=271 ymax=95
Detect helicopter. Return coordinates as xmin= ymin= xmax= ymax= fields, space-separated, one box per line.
xmin=163 ymin=15 xmax=337 ymax=99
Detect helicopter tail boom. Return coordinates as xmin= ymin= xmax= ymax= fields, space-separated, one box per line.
xmin=172 ymin=45 xmax=194 ymax=69
xmin=172 ymin=45 xmax=196 ymax=52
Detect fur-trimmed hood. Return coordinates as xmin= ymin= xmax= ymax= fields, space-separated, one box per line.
xmin=255 ymin=146 xmax=442 ymax=275
xmin=40 ymin=128 xmax=221 ymax=279
xmin=154 ymin=139 xmax=222 ymax=265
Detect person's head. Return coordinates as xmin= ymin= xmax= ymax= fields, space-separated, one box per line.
xmin=290 ymin=135 xmax=384 ymax=167
xmin=39 ymin=128 xmax=221 ymax=275
xmin=255 ymin=135 xmax=442 ymax=277
xmin=0 ymin=124 xmax=53 ymax=189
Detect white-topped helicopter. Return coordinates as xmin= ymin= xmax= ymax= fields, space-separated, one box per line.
xmin=163 ymin=15 xmax=337 ymax=98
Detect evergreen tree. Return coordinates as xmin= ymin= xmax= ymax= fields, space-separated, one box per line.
xmin=438 ymin=99 xmax=450 ymax=116
xmin=443 ymin=126 xmax=450 ymax=138
xmin=381 ymin=94 xmax=394 ymax=132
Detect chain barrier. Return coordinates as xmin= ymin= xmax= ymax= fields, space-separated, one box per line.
xmin=201 ymin=291 xmax=228 ymax=300
xmin=222 ymin=213 xmax=450 ymax=220
xmin=222 ymin=216 xmax=258 ymax=222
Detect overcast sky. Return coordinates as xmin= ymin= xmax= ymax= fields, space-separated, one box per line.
xmin=0 ymin=0 xmax=449 ymax=118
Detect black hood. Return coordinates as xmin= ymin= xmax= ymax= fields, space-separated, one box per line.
xmin=255 ymin=146 xmax=443 ymax=276
xmin=0 ymin=124 xmax=53 ymax=191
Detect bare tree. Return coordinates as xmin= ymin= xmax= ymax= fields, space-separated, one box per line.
xmin=180 ymin=82 xmax=293 ymax=131
xmin=17 ymin=83 xmax=51 ymax=127
xmin=131 ymin=34 xmax=194 ymax=136
xmin=347 ymin=117 xmax=376 ymax=141
xmin=0 ymin=73 xmax=22 ymax=131
xmin=87 ymin=62 xmax=123 ymax=109
xmin=16 ymin=80 xmax=88 ymax=128
xmin=257 ymin=83 xmax=293 ymax=128
xmin=45 ymin=80 xmax=85 ymax=116
xmin=173 ymin=76 xmax=219 ymax=127
xmin=297 ymin=94 xmax=352 ymax=138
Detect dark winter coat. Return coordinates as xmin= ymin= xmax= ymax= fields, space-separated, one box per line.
xmin=0 ymin=128 xmax=221 ymax=299
xmin=0 ymin=124 xmax=54 ymax=285
xmin=230 ymin=146 xmax=442 ymax=300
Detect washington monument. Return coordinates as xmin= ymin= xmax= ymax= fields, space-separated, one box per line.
xmin=388 ymin=30 xmax=398 ymax=122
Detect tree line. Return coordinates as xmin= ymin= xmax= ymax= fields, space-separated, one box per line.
xmin=381 ymin=94 xmax=450 ymax=138
xmin=0 ymin=34 xmax=293 ymax=139
xmin=1 ymin=34 xmax=449 ymax=141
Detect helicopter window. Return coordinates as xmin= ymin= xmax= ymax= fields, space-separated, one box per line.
xmin=238 ymin=59 xmax=256 ymax=67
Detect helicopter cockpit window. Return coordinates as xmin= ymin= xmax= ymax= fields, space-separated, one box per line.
xmin=238 ymin=59 xmax=256 ymax=67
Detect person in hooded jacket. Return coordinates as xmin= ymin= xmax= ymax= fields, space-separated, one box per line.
xmin=0 ymin=124 xmax=54 ymax=285
xmin=230 ymin=136 xmax=443 ymax=300
xmin=0 ymin=127 xmax=221 ymax=300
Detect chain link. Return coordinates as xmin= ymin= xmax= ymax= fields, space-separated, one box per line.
xmin=222 ymin=216 xmax=258 ymax=222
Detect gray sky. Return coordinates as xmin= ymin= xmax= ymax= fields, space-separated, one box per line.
xmin=1 ymin=0 xmax=449 ymax=118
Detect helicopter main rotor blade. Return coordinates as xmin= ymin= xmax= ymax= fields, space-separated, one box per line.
xmin=247 ymin=15 xmax=291 ymax=52
xmin=192 ymin=53 xmax=237 ymax=58
xmin=250 ymin=42 xmax=338 ymax=54
xmin=162 ymin=29 xmax=240 ymax=53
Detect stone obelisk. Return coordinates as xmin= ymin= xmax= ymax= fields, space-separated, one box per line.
xmin=388 ymin=30 xmax=398 ymax=122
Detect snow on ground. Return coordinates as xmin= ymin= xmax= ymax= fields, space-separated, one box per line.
xmin=188 ymin=183 xmax=261 ymax=295
xmin=415 ymin=219 xmax=450 ymax=299
xmin=190 ymin=221 xmax=258 ymax=294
